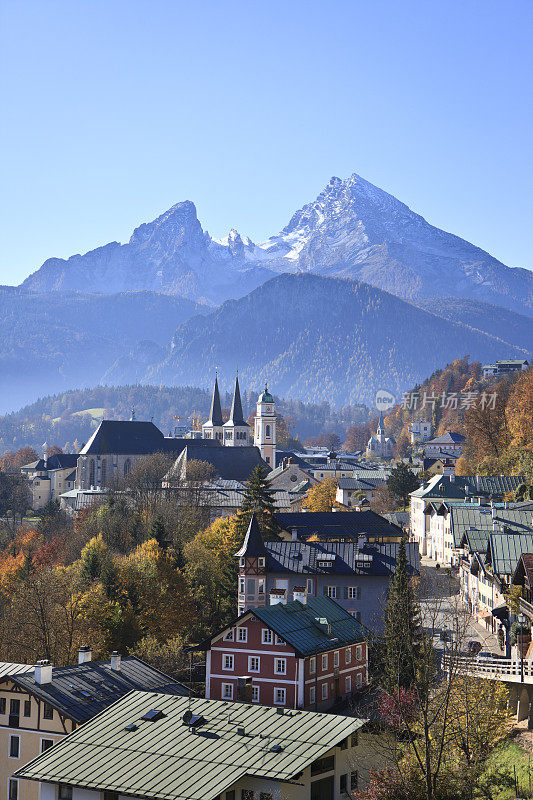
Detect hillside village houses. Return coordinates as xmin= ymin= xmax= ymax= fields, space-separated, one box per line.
xmin=20 ymin=451 xmax=78 ymax=510
xmin=409 ymin=473 xmax=526 ymax=563
xmin=236 ymin=514 xmax=419 ymax=628
xmin=365 ymin=412 xmax=395 ymax=459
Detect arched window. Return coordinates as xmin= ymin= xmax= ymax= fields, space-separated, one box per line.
xmin=89 ymin=460 xmax=95 ymax=487
xmin=101 ymin=459 xmax=107 ymax=485
xmin=124 ymin=458 xmax=131 ymax=477
xmin=265 ymin=425 xmax=271 ymax=438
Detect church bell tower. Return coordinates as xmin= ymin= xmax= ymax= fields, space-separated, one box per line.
xmin=254 ymin=383 xmax=276 ymax=467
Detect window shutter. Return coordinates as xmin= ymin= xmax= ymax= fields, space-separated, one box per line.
xmin=343 ymin=587 xmax=348 ymax=599
xmin=323 ymin=585 xmax=328 ymax=596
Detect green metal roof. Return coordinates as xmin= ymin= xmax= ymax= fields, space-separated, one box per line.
xmin=451 ymin=506 xmax=533 ymax=547
xmin=251 ymin=596 xmax=365 ymax=657
xmin=487 ymin=532 xmax=533 ymax=576
xmin=460 ymin=528 xmax=490 ymax=555
xmin=15 ymin=691 xmax=365 ymax=800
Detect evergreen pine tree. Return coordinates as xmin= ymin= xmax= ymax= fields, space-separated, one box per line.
xmin=150 ymin=514 xmax=170 ymax=551
xmin=240 ymin=465 xmax=278 ymax=537
xmin=383 ymin=537 xmax=424 ymax=690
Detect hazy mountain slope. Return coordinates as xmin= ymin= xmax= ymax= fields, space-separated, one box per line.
xmin=139 ymin=274 xmax=528 ymax=406
xmin=0 ymin=289 xmax=204 ymax=413
xmin=20 ymin=174 xmax=533 ymax=314
xmin=415 ymin=298 xmax=533 ymax=352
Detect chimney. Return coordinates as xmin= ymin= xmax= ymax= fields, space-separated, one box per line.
xmin=110 ymin=651 xmax=122 ymax=671
xmin=269 ymin=589 xmax=285 ymax=606
xmin=291 ymin=528 xmax=298 ymax=542
xmin=34 ymin=660 xmax=52 ymax=685
xmin=293 ymin=586 xmax=307 ymax=604
xmin=78 ymin=646 xmax=92 ymax=664
xmin=449 ymin=474 xmax=454 ymax=483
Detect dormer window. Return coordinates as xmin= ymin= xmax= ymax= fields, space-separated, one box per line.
xmin=258 ymin=557 xmax=265 ymax=567
xmin=318 ymin=560 xmax=333 ymax=568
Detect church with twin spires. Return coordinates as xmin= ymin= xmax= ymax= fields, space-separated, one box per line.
xmin=202 ymin=374 xmax=277 ymax=467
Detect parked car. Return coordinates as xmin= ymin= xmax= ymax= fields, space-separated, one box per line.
xmin=476 ymin=650 xmax=495 ymax=661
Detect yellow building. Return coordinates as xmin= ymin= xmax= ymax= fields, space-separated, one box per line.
xmin=1 ymin=650 xmax=189 ymax=800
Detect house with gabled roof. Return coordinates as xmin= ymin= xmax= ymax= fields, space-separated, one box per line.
xmin=199 ymin=594 xmax=368 ymax=712
xmin=1 ymin=649 xmax=188 ymax=800
xmin=15 ymin=691 xmax=386 ymax=800
xmin=235 ymin=514 xmax=419 ymax=629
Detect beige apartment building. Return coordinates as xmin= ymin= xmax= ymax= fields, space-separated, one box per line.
xmin=0 ymin=649 xmax=189 ymax=800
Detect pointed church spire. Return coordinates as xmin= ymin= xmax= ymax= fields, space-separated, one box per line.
xmin=377 ymin=411 xmax=385 ymax=435
xmin=227 ymin=373 xmax=247 ymax=426
xmin=235 ymin=513 xmax=266 ymax=557
xmin=207 ymin=375 xmax=223 ymax=426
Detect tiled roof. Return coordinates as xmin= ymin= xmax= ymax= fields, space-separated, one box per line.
xmin=263 ymin=540 xmax=419 ymax=577
xmin=337 ymin=477 xmax=384 ymax=490
xmin=425 ymin=431 xmax=466 ymax=445
xmin=7 ymin=656 xmax=188 ymax=724
xmin=252 ymin=596 xmax=365 ymax=656
xmin=15 ymin=691 xmax=365 ymax=800
xmin=79 ymin=420 xmax=213 ymax=457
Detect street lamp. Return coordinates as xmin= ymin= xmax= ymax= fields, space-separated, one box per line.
xmin=518 ymin=612 xmax=527 ymax=683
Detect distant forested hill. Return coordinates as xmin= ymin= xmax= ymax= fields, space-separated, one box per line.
xmin=0 ymin=384 xmax=368 ymax=453
xmin=139 ymin=274 xmax=529 ymax=407
xmin=0 ymin=288 xmax=205 ymax=413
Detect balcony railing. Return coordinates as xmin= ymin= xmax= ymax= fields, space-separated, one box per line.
xmin=442 ymin=654 xmax=533 ymax=683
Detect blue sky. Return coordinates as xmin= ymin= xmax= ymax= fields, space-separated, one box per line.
xmin=1 ymin=0 xmax=532 ymax=284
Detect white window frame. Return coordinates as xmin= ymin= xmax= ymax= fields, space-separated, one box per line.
xmin=309 ymin=685 xmax=316 ymax=704
xmin=333 ymin=651 xmax=339 ymax=668
xmin=248 ymin=656 xmax=260 ymax=673
xmin=221 ymin=683 xmax=233 ymax=700
xmin=327 ymin=586 xmax=337 ymax=598
xmin=239 ymin=557 xmax=245 ymax=567
xmin=8 ymin=778 xmax=18 ymax=800
xmin=309 ymin=656 xmax=316 ymax=674
xmin=222 ymin=654 xmax=234 ymax=671
xmin=275 ymin=634 xmax=285 ymax=645
xmin=321 ymin=653 xmax=328 ymax=671
xmin=321 ymin=682 xmax=328 ymax=700
xmin=40 ymin=737 xmax=54 ymax=753
xmin=238 ymin=578 xmax=245 ymax=594
xmin=258 ymin=578 xmax=265 ymax=594
xmin=262 ymin=628 xmax=273 ymax=644
xmin=274 ymin=658 xmax=286 ymax=675
xmin=8 ymin=734 xmax=20 ymax=759
xmin=223 ymin=629 xmax=234 ymax=641
xmin=274 ymin=687 xmax=286 ymax=705
xmin=356 ymin=645 xmax=363 ymax=661
xmin=306 ymin=578 xmax=314 ymax=593
xmin=251 ymin=686 xmax=260 ymax=703
xmin=258 ymin=557 xmax=265 ymax=567
xmin=348 ymin=586 xmax=360 ymax=600
xmin=237 ymin=627 xmax=248 ymax=642
xmin=345 ymin=647 xmax=352 ymax=664
xmin=345 ymin=675 xmax=352 ymax=693
xmin=357 ymin=672 xmax=363 ymax=688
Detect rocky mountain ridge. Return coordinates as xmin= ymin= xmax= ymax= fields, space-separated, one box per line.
xmin=21 ymin=173 xmax=533 ymax=314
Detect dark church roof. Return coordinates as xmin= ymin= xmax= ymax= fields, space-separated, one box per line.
xmin=224 ymin=375 xmax=248 ymax=428
xmin=179 ymin=444 xmax=268 ymax=482
xmin=273 ymin=511 xmax=403 ymax=540
xmin=205 ymin=376 xmax=223 ymax=427
xmin=80 ymin=421 xmax=220 ymax=457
